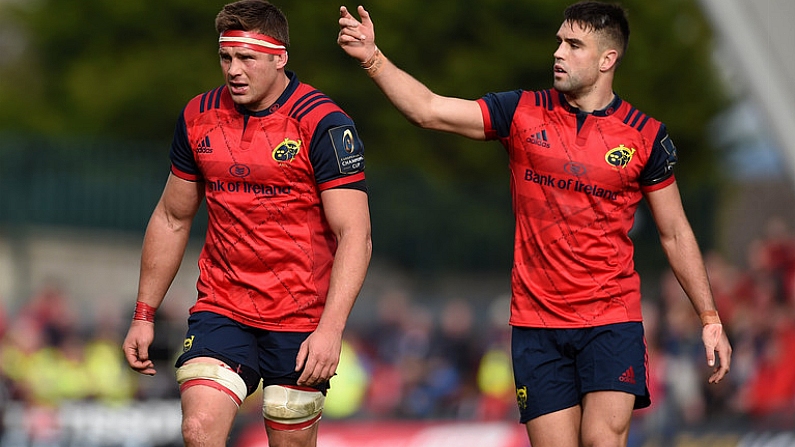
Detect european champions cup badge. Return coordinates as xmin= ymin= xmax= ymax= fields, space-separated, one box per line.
xmin=330 ymin=125 xmax=364 ymax=174
xmin=343 ymin=129 xmax=355 ymax=153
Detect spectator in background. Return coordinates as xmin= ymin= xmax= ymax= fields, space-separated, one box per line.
xmin=473 ymin=295 xmax=515 ymax=421
xmin=359 ymin=289 xmax=413 ymax=417
xmin=424 ymin=299 xmax=480 ymax=418
xmin=740 ymin=309 xmax=795 ymax=424
xmin=731 ymin=217 xmax=795 ymax=428
xmin=20 ymin=279 xmax=78 ymax=349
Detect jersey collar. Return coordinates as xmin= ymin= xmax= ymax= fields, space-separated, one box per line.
xmin=556 ymin=90 xmax=623 ymax=117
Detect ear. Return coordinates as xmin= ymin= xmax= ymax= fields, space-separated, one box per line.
xmin=599 ymin=49 xmax=619 ymax=72
xmin=275 ymin=52 xmax=289 ymax=69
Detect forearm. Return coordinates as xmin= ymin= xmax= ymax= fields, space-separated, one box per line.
xmin=660 ymin=227 xmax=718 ymax=317
xmin=361 ymin=49 xmax=485 ymax=139
xmin=316 ymin=230 xmax=372 ymax=334
xmin=136 ymin=206 xmax=193 ymax=309
xmin=363 ymin=49 xmax=439 ymax=128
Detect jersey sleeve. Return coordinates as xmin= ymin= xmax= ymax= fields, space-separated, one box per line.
xmin=477 ymin=90 xmax=523 ymax=140
xmin=309 ymin=111 xmax=366 ymax=191
xmin=169 ymin=109 xmax=202 ymax=181
xmin=639 ymin=124 xmax=677 ymax=191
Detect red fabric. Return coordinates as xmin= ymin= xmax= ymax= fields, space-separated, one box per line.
xmin=175 ymin=78 xmax=364 ymax=332
xmin=180 ymin=379 xmax=243 ymax=406
xmin=479 ymin=91 xmax=668 ymax=328
xmin=745 ymin=325 xmax=795 ymax=415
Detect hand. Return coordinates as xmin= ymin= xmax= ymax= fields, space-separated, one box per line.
xmin=122 ymin=320 xmax=157 ymax=376
xmin=702 ymin=323 xmax=731 ymax=384
xmin=295 ymin=328 xmax=343 ymax=386
xmin=338 ymin=5 xmax=378 ymax=63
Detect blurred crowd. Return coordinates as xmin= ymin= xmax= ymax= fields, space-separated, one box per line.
xmin=1 ymin=216 xmax=794 ymax=443
xmin=636 ymin=216 xmax=795 ymax=439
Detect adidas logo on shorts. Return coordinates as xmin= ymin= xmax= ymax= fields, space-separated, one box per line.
xmin=619 ymin=366 xmax=636 ymax=384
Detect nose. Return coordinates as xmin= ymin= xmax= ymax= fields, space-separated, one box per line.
xmin=226 ymin=57 xmax=244 ymax=77
xmin=553 ymin=42 xmax=565 ymax=60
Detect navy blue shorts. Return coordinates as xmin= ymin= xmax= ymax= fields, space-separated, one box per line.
xmin=511 ymin=322 xmax=650 ymax=423
xmin=175 ymin=311 xmax=329 ymax=397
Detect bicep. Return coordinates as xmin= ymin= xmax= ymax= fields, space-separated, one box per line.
xmin=156 ymin=173 xmax=204 ymax=224
xmin=426 ymin=95 xmax=486 ymax=140
xmin=644 ymin=181 xmax=690 ymax=240
xmin=320 ymin=188 xmax=371 ymax=238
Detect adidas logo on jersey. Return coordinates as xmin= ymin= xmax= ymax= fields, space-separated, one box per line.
xmin=527 ymin=130 xmax=551 ymax=148
xmin=619 ymin=366 xmax=636 ymax=384
xmin=196 ymin=136 xmax=213 ymax=154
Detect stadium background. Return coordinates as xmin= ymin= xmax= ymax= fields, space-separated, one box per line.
xmin=0 ymin=0 xmax=793 ymax=445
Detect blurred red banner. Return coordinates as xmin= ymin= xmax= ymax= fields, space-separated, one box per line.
xmin=234 ymin=420 xmax=530 ymax=447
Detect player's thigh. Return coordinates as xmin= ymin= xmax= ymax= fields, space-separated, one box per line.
xmin=580 ymin=390 xmax=635 ymax=447
xmin=512 ymin=327 xmax=580 ymax=423
xmin=577 ymin=322 xmax=649 ymax=408
xmin=257 ymin=330 xmax=321 ymax=385
xmin=265 ymin=421 xmax=319 ymax=447
xmin=179 ymin=365 xmax=240 ymax=443
xmin=257 ymin=331 xmax=328 ymax=432
xmin=525 ymin=406 xmax=581 ymax=447
xmin=176 ymin=311 xmax=263 ymax=400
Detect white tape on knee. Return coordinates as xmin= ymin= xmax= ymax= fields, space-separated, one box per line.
xmin=176 ymin=363 xmax=248 ymax=405
xmin=262 ymin=385 xmax=325 ymax=428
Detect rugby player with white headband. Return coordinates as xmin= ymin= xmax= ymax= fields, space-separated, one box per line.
xmin=122 ymin=1 xmax=372 ymax=446
xmin=218 ymin=29 xmax=288 ymax=55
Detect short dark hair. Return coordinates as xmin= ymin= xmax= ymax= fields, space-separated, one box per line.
xmin=564 ymin=1 xmax=629 ymax=61
xmin=215 ymin=0 xmax=290 ymax=47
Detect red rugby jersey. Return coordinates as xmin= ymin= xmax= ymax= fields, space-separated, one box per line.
xmin=478 ymin=89 xmax=676 ymax=328
xmin=169 ymin=71 xmax=366 ymax=331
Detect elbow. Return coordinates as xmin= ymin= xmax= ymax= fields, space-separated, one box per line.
xmin=151 ymin=205 xmax=193 ymax=235
xmin=365 ymin=234 xmax=373 ymax=262
xmin=408 ymin=113 xmax=449 ymax=132
xmin=402 ymin=94 xmax=444 ymax=130
xmin=357 ymin=227 xmax=373 ymax=263
xmin=658 ymin=233 xmax=680 ymax=258
xmin=405 ymin=111 xmax=432 ymax=129
xmin=336 ymin=226 xmax=372 ymax=262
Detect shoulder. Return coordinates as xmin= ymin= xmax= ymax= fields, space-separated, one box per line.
xmin=182 ymin=86 xmax=230 ymax=121
xmin=481 ymin=89 xmax=526 ymax=109
xmin=521 ymin=89 xmax=559 ymax=110
xmin=284 ymin=82 xmax=350 ymax=125
xmin=611 ymin=98 xmax=664 ymax=140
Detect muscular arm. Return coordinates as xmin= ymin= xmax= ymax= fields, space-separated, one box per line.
xmin=136 ymin=174 xmax=204 ymax=308
xmin=645 ymin=181 xmax=732 ymax=383
xmin=296 ymin=187 xmax=372 ymax=385
xmin=338 ymin=5 xmax=485 ymax=140
xmin=122 ymin=173 xmax=204 ymax=375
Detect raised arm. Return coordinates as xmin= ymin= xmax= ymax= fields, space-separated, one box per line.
xmin=338 ymin=5 xmax=486 ymax=140
xmin=645 ymin=181 xmax=732 ymax=384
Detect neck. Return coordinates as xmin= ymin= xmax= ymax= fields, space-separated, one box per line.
xmin=563 ymin=77 xmax=615 ymax=113
xmin=564 ymin=89 xmax=615 ymax=113
xmin=248 ymin=71 xmax=290 ymax=112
